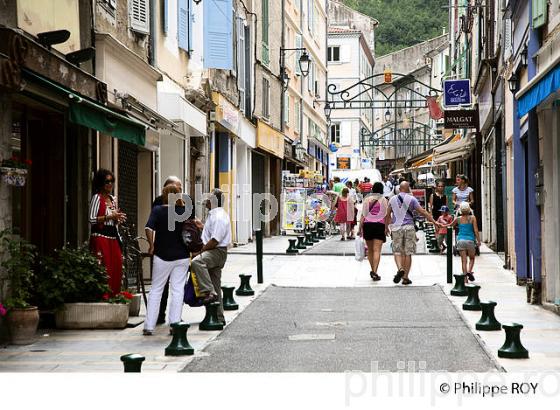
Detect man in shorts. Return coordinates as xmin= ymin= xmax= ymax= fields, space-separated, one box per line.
xmin=386 ymin=181 xmax=440 ymax=285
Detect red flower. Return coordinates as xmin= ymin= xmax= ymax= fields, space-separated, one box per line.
xmin=102 ymin=293 xmax=110 ymax=300
xmin=25 ymin=159 xmax=32 ymax=165
xmin=121 ymin=291 xmax=133 ymax=300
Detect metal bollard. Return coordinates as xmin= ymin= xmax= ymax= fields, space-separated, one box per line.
xmin=498 ymin=323 xmax=529 ymax=359
xmin=256 ymin=226 xmax=263 ymax=284
xmin=446 ymin=227 xmax=453 ymax=284
xmin=165 ymin=322 xmax=195 ymax=356
xmin=199 ymin=302 xmax=224 ymax=331
xmin=286 ymin=238 xmax=299 ymax=254
xmin=311 ymin=231 xmax=320 ymax=243
xmin=120 ymin=353 xmax=145 ymax=372
xmin=236 ymin=274 xmax=255 ymax=296
xmin=475 ymin=301 xmax=502 ymax=331
xmin=463 ymin=284 xmax=482 ymax=311
xmin=296 ymin=236 xmax=307 ymax=250
xmin=221 ymin=286 xmax=239 ymax=311
xmin=304 ymin=232 xmax=314 ymax=247
xmin=450 ymin=274 xmax=468 ymax=296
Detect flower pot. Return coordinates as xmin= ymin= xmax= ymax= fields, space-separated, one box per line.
xmin=1 ymin=167 xmax=27 ymax=186
xmin=128 ymin=294 xmax=142 ymax=317
xmin=6 ymin=306 xmax=40 ymax=345
xmin=55 ymin=303 xmax=129 ymax=329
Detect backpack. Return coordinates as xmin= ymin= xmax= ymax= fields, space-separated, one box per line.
xmin=182 ymin=219 xmax=203 ymax=253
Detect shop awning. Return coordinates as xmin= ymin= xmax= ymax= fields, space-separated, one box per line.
xmin=517 ymin=63 xmax=560 ymax=117
xmin=23 ymin=69 xmax=146 ymax=146
xmin=410 ymin=154 xmax=433 ymax=169
xmin=433 ymin=134 xmax=475 ymax=165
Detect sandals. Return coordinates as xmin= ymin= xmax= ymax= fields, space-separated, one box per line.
xmin=393 ymin=269 xmax=405 ymax=284
xmin=467 ymin=272 xmax=475 ymax=282
xmin=370 ymin=272 xmax=381 ymax=281
xmin=402 ymin=278 xmax=412 ymax=285
xmin=142 ymin=329 xmax=153 ymax=336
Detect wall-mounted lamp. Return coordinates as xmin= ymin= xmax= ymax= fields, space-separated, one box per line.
xmin=508 ymin=73 xmax=519 ymax=94
xmin=520 ymin=47 xmax=528 ymax=68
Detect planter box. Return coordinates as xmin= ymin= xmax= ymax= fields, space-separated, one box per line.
xmin=128 ymin=294 xmax=142 ymax=317
xmin=55 ymin=303 xmax=129 ymax=329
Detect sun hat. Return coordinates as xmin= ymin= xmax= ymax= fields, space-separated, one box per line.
xmin=439 ymin=205 xmax=449 ymax=212
xmin=459 ymin=202 xmax=471 ymax=213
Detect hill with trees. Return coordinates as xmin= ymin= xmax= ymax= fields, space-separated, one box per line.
xmin=343 ymin=0 xmax=449 ymax=56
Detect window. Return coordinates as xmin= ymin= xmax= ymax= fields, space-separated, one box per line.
xmin=295 ymin=34 xmax=303 ymax=75
xmin=129 ymin=0 xmax=150 ymax=34
xmin=295 ymin=100 xmax=301 ymax=133
xmin=284 ymin=93 xmax=290 ymax=125
xmin=237 ymin=18 xmax=246 ymax=112
xmin=262 ymin=0 xmax=269 ymax=65
xmin=178 ymin=0 xmax=194 ymax=52
xmin=262 ymin=78 xmax=270 ymax=119
xmin=328 ymin=46 xmax=340 ymax=62
xmin=101 ymin=0 xmax=117 ymax=15
xmin=330 ymin=123 xmax=340 ymax=144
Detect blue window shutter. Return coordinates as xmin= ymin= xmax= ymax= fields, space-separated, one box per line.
xmin=162 ymin=0 xmax=168 ymax=34
xmin=204 ymin=0 xmax=234 ymax=69
xmin=188 ymin=0 xmax=194 ymax=51
xmin=178 ymin=0 xmax=188 ymax=51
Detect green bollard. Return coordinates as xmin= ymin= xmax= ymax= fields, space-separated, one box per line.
xmin=304 ymin=233 xmax=314 ymax=247
xmin=317 ymin=228 xmax=326 ymax=240
xmin=165 ymin=322 xmax=195 ymax=356
xmin=311 ymin=231 xmax=320 ymax=243
xmin=462 ymin=284 xmax=482 ymax=311
xmin=286 ymin=239 xmax=299 ymax=254
xmin=475 ymin=301 xmax=502 ymax=331
xmin=446 ymin=227 xmax=453 ymax=284
xmin=450 ymin=274 xmax=468 ymax=296
xmin=498 ymin=323 xmax=529 ymax=359
xmin=236 ymin=274 xmax=255 ymax=296
xmin=296 ymin=236 xmax=307 ymax=250
xmin=199 ymin=302 xmax=224 ymax=331
xmin=120 ymin=353 xmax=145 ymax=372
xmin=221 ymin=286 xmax=239 ymax=311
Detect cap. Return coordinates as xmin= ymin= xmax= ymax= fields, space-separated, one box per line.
xmin=439 ymin=205 xmax=449 ymax=212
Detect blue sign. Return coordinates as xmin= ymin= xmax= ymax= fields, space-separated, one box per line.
xmin=443 ymin=79 xmax=472 ymax=107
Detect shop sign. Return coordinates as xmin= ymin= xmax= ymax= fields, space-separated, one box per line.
xmin=444 ymin=109 xmax=479 ymax=129
xmin=212 ymin=92 xmax=239 ymax=133
xmin=257 ymin=120 xmax=284 ymax=159
xmin=336 ymin=156 xmax=351 ymax=170
xmin=443 ymin=79 xmax=472 ymax=107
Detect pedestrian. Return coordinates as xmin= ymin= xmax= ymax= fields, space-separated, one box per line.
xmin=452 ymin=174 xmax=474 ymax=212
xmin=387 ymin=181 xmax=440 ymax=285
xmin=143 ymin=185 xmax=191 ymax=335
xmin=333 ymin=177 xmax=345 ymax=194
xmin=334 ymin=187 xmax=355 ymax=240
xmin=89 ymin=169 xmax=127 ymax=296
xmin=393 ymin=177 xmax=406 ymax=196
xmin=152 ymin=176 xmax=183 ymax=325
xmin=382 ymin=175 xmax=393 ymax=198
xmin=358 ymin=182 xmax=389 ymax=281
xmin=429 ymin=179 xmax=447 ymax=221
xmin=190 ymin=188 xmax=232 ymax=325
xmin=359 ymin=177 xmax=373 ymax=194
xmin=346 ymin=181 xmax=358 ymax=239
xmin=436 ymin=206 xmax=453 ymax=254
xmin=449 ymin=202 xmax=481 ymax=282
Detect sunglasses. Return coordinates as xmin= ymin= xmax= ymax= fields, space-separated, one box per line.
xmin=104 ymin=179 xmax=115 ymax=185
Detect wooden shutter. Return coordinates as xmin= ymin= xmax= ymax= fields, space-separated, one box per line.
xmin=262 ymin=0 xmax=269 ymax=65
xmin=532 ymin=0 xmax=547 ymax=29
xmin=238 ymin=18 xmax=246 ymax=112
xmin=130 ymin=0 xmax=149 ymax=34
xmin=295 ymin=34 xmax=302 ymax=74
xmin=340 ymin=121 xmax=351 ymax=146
xmin=188 ymin=0 xmax=194 ymax=51
xmin=178 ymin=0 xmax=188 ymax=51
xmin=203 ymin=0 xmax=234 ymax=69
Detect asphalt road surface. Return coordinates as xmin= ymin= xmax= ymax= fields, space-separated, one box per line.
xmin=182 ymin=286 xmax=500 ymax=372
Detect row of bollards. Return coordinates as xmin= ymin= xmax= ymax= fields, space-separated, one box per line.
xmin=121 ymin=273 xmax=256 ymax=372
xmin=423 ymin=223 xmax=440 ymax=254
xmin=286 ymin=224 xmax=327 ymax=255
xmin=449 ymin=274 xmax=529 ymax=359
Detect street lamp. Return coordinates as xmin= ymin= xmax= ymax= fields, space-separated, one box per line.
xmin=508 ymin=73 xmax=519 ymax=93
xmin=298 ymin=51 xmax=311 ymax=77
xmin=294 ymin=140 xmax=306 ymax=161
xmin=520 ymin=47 xmax=528 ymax=67
xmin=385 ymin=109 xmax=391 ymax=122
xmin=324 ymin=102 xmax=332 ymax=122
xmin=281 ymin=70 xmax=290 ymax=92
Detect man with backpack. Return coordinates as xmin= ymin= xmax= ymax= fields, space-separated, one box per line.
xmin=386 ymin=181 xmax=440 ymax=285
xmin=190 ymin=189 xmax=232 ymax=325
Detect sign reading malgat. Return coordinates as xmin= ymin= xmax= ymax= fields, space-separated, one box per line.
xmin=444 ymin=109 xmax=480 ymax=129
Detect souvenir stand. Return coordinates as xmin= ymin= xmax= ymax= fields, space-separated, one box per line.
xmin=280 ymin=171 xmax=331 ymax=235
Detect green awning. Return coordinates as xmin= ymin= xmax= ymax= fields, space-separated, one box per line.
xmin=23 ymin=69 xmax=146 ymax=146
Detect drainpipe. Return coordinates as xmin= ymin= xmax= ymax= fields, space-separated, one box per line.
xmin=280 ymin=0 xmax=286 ymax=133
xmin=149 ymin=0 xmax=157 ymax=66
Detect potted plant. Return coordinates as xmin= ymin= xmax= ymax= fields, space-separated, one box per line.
xmin=0 ymin=230 xmax=39 ymax=345
xmin=36 ymin=244 xmax=131 ymax=329
xmin=0 ymin=155 xmax=31 ymax=187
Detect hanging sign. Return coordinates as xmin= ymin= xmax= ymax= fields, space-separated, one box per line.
xmin=444 ymin=109 xmax=479 ymax=129
xmin=443 ymin=79 xmax=472 ymax=107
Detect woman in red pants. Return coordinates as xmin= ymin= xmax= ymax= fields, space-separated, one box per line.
xmin=89 ymin=169 xmax=127 ymax=296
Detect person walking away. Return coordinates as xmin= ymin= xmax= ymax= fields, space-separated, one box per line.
xmin=359 ymin=177 xmax=373 ymax=194
xmin=89 ymin=169 xmax=126 ymax=296
xmin=152 ymin=176 xmax=182 ymax=324
xmin=429 ymin=180 xmax=447 ymax=221
xmin=436 ymin=206 xmax=453 ymax=254
xmin=346 ymin=181 xmax=358 ymax=239
xmin=449 ymin=202 xmax=480 ymax=282
xmin=333 ymin=177 xmax=345 ymax=194
xmin=452 ymin=174 xmax=474 ymax=213
xmin=382 ymin=175 xmax=393 ymax=199
xmin=334 ymin=187 xmax=355 ymax=240
xmin=358 ymin=182 xmax=389 ymax=281
xmin=190 ymin=189 xmax=232 ymax=325
xmin=387 ymin=181 xmax=440 ymax=285
xmin=143 ymin=185 xmax=192 ymax=335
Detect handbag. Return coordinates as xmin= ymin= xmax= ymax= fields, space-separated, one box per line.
xmin=184 ymin=270 xmax=203 ymax=307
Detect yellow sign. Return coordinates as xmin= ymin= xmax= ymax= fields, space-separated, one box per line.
xmin=257 ymin=120 xmax=284 ymax=159
xmin=384 ymin=67 xmax=392 ymax=83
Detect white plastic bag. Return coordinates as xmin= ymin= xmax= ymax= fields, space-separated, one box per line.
xmin=354 ymin=236 xmax=365 ymax=262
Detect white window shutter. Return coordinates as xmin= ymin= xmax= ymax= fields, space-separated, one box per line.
xmin=130 ymin=0 xmax=150 ymax=34
xmin=340 ymin=121 xmax=351 ymax=146
xmin=340 ymin=45 xmax=351 ymax=62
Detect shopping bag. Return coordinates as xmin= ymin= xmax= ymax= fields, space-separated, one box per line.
xmin=354 ymin=236 xmax=365 ymax=262
xmin=184 ymin=271 xmax=203 ymax=307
